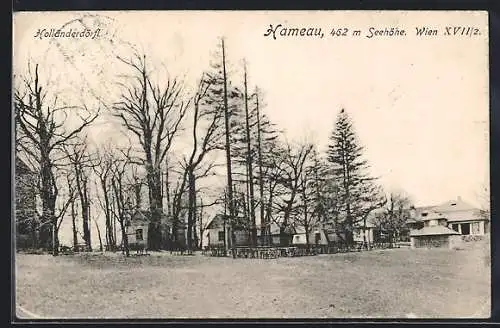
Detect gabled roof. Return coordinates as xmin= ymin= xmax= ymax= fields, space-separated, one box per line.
xmin=409 ymin=198 xmax=482 ymax=223
xmin=433 ymin=198 xmax=478 ymax=213
xmin=130 ymin=209 xmax=150 ymax=222
xmin=410 ymin=225 xmax=460 ymax=237
xmin=206 ymin=214 xmax=239 ymax=230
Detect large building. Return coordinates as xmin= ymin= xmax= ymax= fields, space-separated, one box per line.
xmin=409 ymin=197 xmax=489 ymax=235
xmin=408 ymin=197 xmax=489 ymax=248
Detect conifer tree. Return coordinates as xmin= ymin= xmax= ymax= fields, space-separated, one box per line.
xmin=327 ymin=109 xmax=384 ymax=245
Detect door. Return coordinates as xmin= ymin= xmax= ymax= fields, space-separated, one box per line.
xmin=460 ymin=223 xmax=470 ymax=235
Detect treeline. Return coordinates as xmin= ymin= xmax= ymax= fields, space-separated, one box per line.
xmin=14 ymin=38 xmax=413 ymax=256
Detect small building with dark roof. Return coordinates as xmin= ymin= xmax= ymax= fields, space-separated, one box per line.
xmin=205 ymin=214 xmax=250 ymax=248
xmin=410 ymin=225 xmax=460 ymax=249
xmin=125 ymin=209 xmax=150 ymax=248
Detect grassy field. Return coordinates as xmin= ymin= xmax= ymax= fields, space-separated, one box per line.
xmin=15 ymin=243 xmax=490 ymax=319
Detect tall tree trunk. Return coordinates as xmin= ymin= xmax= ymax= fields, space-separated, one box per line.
xmin=31 ymin=223 xmax=38 ymax=249
xmin=93 ymin=218 xmax=103 ymax=252
xmin=134 ymin=178 xmax=142 ymax=208
xmin=223 ymin=191 xmax=228 ymax=251
xmin=119 ymin=221 xmax=129 ymax=257
xmin=221 ymin=38 xmax=236 ymax=258
xmin=146 ymin=163 xmax=163 ymax=251
xmin=165 ymin=159 xmax=171 ymax=217
xmin=193 ymin=190 xmax=198 ymax=249
xmin=363 ymin=218 xmax=368 ymax=250
xmin=266 ymin=180 xmax=274 ymax=246
xmin=281 ymin=190 xmax=297 ymax=246
xmin=110 ymin=191 xmax=118 ymax=250
xmin=71 ymin=199 xmax=78 ymax=251
xmin=83 ymin=177 xmax=91 ymax=250
xmin=101 ymin=179 xmax=114 ymax=250
xmin=75 ymin=167 xmax=92 ymax=251
xmin=113 ymin=216 xmax=117 ymax=250
xmin=52 ymin=224 xmax=60 ymax=256
xmin=303 ymin=182 xmax=310 ymax=253
xmin=171 ymin=182 xmax=181 ymax=245
xmin=255 ymin=91 xmax=266 ymax=246
xmin=198 ymin=197 xmax=203 ymax=248
xmin=40 ymin=151 xmax=57 ymax=252
xmin=187 ymin=168 xmax=195 ymax=250
xmin=243 ymin=65 xmax=257 ymax=247
xmin=305 ymin=224 xmax=310 ymax=253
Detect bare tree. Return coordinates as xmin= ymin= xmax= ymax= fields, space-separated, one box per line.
xmin=67 ymin=172 xmax=79 ymax=251
xmin=93 ymin=145 xmax=116 ymax=250
xmin=373 ymin=191 xmax=413 ymax=245
xmin=257 ymin=141 xmax=287 ymax=245
xmin=242 ymin=62 xmax=257 ymax=247
xmin=274 ymin=140 xmax=314 ymax=246
xmin=194 ymin=38 xmax=241 ymax=256
xmin=252 ymin=88 xmax=279 ymax=246
xmin=113 ymin=52 xmax=189 ymax=250
xmin=291 ymin=148 xmax=325 ymax=252
xmin=65 ymin=139 xmax=95 ymax=251
xmin=14 ymin=62 xmax=98 ymax=255
xmin=92 ymin=143 xmax=133 ymax=251
xmin=109 ymin=152 xmax=134 ymax=257
xmin=172 ymin=72 xmax=225 ymax=251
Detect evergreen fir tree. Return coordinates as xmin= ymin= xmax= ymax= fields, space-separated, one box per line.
xmin=327 ymin=109 xmax=384 ymax=244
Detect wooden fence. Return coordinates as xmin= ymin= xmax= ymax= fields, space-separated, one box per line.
xmin=203 ymin=241 xmax=397 ymax=259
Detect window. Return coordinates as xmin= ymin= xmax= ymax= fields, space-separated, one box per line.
xmin=451 ymin=224 xmax=459 ymax=232
xmin=136 ymin=229 xmax=143 ymax=241
xmin=218 ymin=231 xmax=225 ymax=241
xmin=421 ymin=212 xmax=428 ymax=217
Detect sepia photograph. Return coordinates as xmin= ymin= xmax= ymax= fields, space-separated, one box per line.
xmin=12 ymin=10 xmax=490 ymax=319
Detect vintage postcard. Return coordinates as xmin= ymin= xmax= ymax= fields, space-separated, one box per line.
xmin=12 ymin=11 xmax=490 ymax=319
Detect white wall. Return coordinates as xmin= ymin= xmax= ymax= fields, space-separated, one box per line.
xmin=353 ymin=228 xmax=374 ymax=243
xmin=127 ymin=224 xmax=148 ymax=245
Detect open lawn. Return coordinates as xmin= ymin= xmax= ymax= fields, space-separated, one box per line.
xmin=15 ymin=244 xmax=490 ymax=319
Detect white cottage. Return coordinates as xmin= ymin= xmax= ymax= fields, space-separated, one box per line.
xmin=353 ymin=220 xmax=375 ymax=244
xmin=125 ymin=210 xmax=149 ymax=250
xmin=205 ymin=214 xmax=249 ymax=248
xmin=292 ymin=228 xmax=330 ymax=246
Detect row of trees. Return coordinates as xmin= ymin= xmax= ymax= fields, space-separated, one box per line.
xmin=14 ymin=37 xmax=414 ymax=256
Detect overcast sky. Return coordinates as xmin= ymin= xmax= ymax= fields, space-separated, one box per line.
xmin=14 ymin=11 xmax=489 ymax=245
